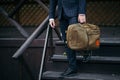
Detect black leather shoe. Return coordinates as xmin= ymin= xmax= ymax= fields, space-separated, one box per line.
xmin=61 ymin=68 xmax=77 ymax=76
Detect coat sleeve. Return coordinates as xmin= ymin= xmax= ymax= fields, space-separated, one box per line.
xmin=79 ymin=0 xmax=86 ymax=14
xmin=49 ymin=0 xmax=58 ymax=19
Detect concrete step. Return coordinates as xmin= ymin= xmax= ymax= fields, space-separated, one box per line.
xmin=54 ymin=38 xmax=120 ymax=57
xmin=45 ymin=54 xmax=120 ymax=74
xmin=42 ymin=71 xmax=120 ymax=80
xmin=51 ymin=55 xmax=120 ymax=63
xmin=55 ymin=37 xmax=120 ymax=46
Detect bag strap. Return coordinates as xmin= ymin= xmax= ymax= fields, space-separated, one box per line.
xmin=79 ymin=23 xmax=90 ymax=50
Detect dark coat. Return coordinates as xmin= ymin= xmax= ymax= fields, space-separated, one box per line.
xmin=49 ymin=0 xmax=86 ymax=19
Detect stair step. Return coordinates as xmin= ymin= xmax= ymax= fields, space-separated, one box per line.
xmin=42 ymin=71 xmax=120 ymax=80
xmin=51 ymin=55 xmax=120 ymax=63
xmin=55 ymin=38 xmax=120 ymax=46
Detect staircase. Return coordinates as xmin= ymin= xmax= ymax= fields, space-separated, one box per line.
xmin=41 ymin=27 xmax=120 ymax=80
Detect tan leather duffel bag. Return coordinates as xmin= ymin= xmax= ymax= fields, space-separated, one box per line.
xmin=66 ymin=23 xmax=100 ymax=50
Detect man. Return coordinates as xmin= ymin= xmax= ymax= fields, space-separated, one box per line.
xmin=49 ymin=0 xmax=86 ymax=76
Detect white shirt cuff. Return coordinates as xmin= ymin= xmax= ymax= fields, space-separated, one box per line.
xmin=49 ymin=18 xmax=54 ymax=22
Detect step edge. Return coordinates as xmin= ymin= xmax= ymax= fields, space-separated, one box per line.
xmin=42 ymin=71 xmax=120 ymax=80
xmin=55 ymin=38 xmax=120 ymax=46
xmin=51 ymin=55 xmax=120 ymax=63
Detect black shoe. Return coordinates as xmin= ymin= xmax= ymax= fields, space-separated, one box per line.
xmin=61 ymin=68 xmax=77 ymax=76
xmin=82 ymin=50 xmax=92 ymax=62
xmin=82 ymin=54 xmax=91 ymax=62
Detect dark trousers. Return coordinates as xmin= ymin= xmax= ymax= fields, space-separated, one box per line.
xmin=59 ymin=12 xmax=78 ymax=70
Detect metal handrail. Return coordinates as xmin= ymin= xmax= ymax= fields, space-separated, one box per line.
xmin=0 ymin=7 xmax=29 ymax=38
xmin=12 ymin=16 xmax=49 ymax=58
xmin=38 ymin=25 xmax=51 ymax=80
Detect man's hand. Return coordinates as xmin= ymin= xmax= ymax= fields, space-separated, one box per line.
xmin=49 ymin=19 xmax=56 ymax=28
xmin=78 ymin=14 xmax=86 ymax=23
